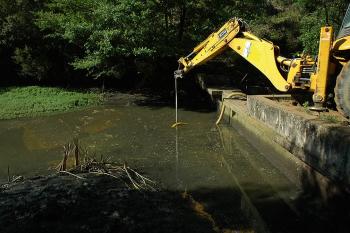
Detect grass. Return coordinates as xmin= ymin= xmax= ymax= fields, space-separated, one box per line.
xmin=319 ymin=114 xmax=342 ymax=124
xmin=0 ymin=86 xmax=103 ymax=120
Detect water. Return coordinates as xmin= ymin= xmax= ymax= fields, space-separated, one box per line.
xmin=0 ymin=101 xmax=347 ymax=232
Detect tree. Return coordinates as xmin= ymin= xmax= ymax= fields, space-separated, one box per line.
xmin=0 ymin=0 xmax=51 ymax=81
xmin=296 ymin=0 xmax=349 ymax=54
xmin=2 ymin=0 xmax=347 ymax=82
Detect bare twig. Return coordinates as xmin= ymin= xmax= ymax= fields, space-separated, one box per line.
xmin=11 ymin=176 xmax=23 ymax=182
xmin=58 ymin=142 xmax=76 ymax=171
xmin=128 ymin=167 xmax=156 ymax=184
xmin=123 ymin=164 xmax=141 ymax=190
xmin=89 ymin=171 xmax=122 ymax=180
xmin=59 ymin=171 xmax=86 ymax=180
xmin=54 ymin=141 xmax=157 ymax=191
xmin=7 ymin=165 xmax=10 ymax=183
xmin=73 ymin=138 xmax=80 ymax=167
xmin=89 ymin=171 xmax=131 ymax=187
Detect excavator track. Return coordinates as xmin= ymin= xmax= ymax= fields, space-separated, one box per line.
xmin=335 ymin=61 xmax=350 ymax=118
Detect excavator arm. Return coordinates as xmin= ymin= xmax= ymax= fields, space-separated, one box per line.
xmin=178 ymin=18 xmax=241 ymax=73
xmin=176 ymin=18 xmax=292 ymax=92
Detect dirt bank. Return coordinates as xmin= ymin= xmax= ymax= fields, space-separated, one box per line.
xmin=0 ymin=172 xmax=217 ymax=233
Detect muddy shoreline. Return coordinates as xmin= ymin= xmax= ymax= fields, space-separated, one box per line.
xmin=0 ymin=171 xmax=220 ymax=233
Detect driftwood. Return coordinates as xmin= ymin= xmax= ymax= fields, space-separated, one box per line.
xmin=55 ymin=139 xmax=156 ymax=191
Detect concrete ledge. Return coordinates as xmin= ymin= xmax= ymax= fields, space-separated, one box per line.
xmin=247 ymin=95 xmax=350 ymax=187
xmin=217 ymin=94 xmax=304 ymax=187
xmin=195 ymin=71 xmax=350 ymax=195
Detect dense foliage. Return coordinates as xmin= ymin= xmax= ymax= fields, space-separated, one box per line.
xmin=0 ymin=0 xmax=348 ymax=83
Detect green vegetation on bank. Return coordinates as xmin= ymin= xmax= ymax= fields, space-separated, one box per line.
xmin=0 ymin=0 xmax=348 ymax=83
xmin=0 ymin=86 xmax=103 ymax=120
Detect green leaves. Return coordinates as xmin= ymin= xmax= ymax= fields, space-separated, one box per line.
xmin=298 ymin=12 xmax=325 ymax=55
xmin=1 ymin=0 xmax=349 ymax=81
xmin=297 ymin=0 xmax=348 ymax=55
xmin=35 ymin=0 xmax=162 ymax=78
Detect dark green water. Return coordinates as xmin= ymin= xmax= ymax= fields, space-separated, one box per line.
xmin=0 ymin=103 xmax=347 ymax=232
xmin=0 ymin=104 xmax=223 ymax=183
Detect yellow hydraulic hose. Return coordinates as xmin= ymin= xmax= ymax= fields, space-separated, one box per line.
xmin=171 ymin=122 xmax=188 ymax=128
xmin=215 ymin=92 xmax=247 ymax=125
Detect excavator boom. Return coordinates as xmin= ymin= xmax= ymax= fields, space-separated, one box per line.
xmin=178 ymin=18 xmax=242 ymax=73
xmin=177 ymin=18 xmax=292 ymax=92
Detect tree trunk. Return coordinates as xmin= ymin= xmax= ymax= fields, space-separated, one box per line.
xmin=165 ymin=3 xmax=169 ymax=41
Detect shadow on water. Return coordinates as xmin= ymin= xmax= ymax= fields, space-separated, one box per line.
xmin=216 ymin=123 xmax=350 ymax=233
xmin=280 ymin=124 xmax=350 ymax=233
xmin=133 ymin=92 xmax=216 ymax=113
xmin=130 ymin=76 xmax=217 ymax=113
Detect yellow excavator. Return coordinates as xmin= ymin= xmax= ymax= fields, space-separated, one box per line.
xmin=175 ymin=6 xmax=350 ymax=117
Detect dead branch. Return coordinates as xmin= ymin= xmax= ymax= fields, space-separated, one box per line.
xmin=59 ymin=171 xmax=85 ymax=180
